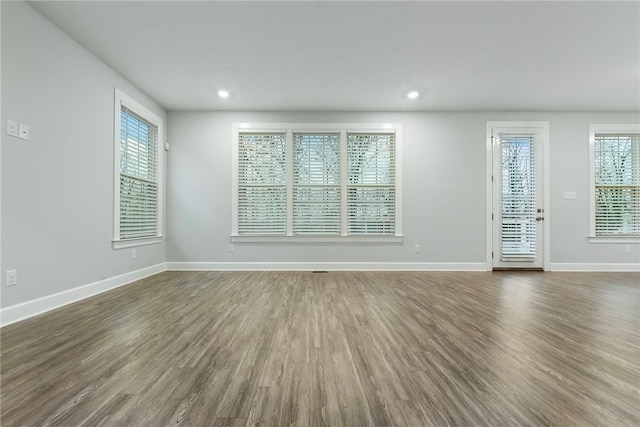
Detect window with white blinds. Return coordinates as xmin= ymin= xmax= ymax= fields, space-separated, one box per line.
xmin=119 ymin=107 xmax=158 ymax=239
xmin=499 ymin=135 xmax=537 ymax=260
xmin=113 ymin=89 xmax=163 ymax=248
xmin=293 ymin=133 xmax=341 ymax=234
xmin=347 ymin=133 xmax=396 ymax=234
xmin=233 ymin=124 xmax=402 ymax=240
xmin=238 ymin=132 xmax=287 ymax=235
xmin=590 ymin=126 xmax=639 ymax=238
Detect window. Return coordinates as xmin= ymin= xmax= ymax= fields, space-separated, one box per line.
xmin=293 ymin=133 xmax=341 ymax=234
xmin=232 ymin=123 xmax=402 ymax=242
xmin=113 ymin=89 xmax=164 ymax=248
xmin=238 ymin=131 xmax=287 ymax=235
xmin=347 ymin=133 xmax=396 ymax=234
xmin=499 ymin=134 xmax=537 ymax=259
xmin=589 ymin=124 xmax=640 ymax=241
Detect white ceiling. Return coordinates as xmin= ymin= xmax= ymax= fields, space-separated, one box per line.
xmin=28 ymin=1 xmax=640 ymax=112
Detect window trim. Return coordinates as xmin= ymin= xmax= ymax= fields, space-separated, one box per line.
xmin=231 ymin=123 xmax=403 ymax=243
xmin=588 ymin=123 xmax=640 ymax=244
xmin=113 ymin=88 xmax=164 ymax=249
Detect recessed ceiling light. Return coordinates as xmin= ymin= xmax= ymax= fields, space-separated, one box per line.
xmin=218 ymin=90 xmax=229 ymax=98
xmin=407 ymin=91 xmax=419 ymax=99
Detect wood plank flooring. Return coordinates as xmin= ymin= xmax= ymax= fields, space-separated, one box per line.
xmin=1 ymin=271 xmax=639 ymax=426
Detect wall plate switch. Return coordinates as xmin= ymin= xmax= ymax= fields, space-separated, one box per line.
xmin=414 ymin=244 xmax=420 ymax=253
xmin=131 ymin=248 xmax=137 ymax=259
xmin=7 ymin=120 xmax=18 ymax=137
xmin=19 ymin=123 xmax=30 ymax=140
xmin=624 ymin=245 xmax=630 ymax=254
xmin=6 ymin=270 xmax=17 ymax=287
xmin=229 ymin=244 xmax=235 ymax=253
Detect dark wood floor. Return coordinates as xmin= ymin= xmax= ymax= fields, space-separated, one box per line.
xmin=1 ymin=271 xmax=638 ymax=426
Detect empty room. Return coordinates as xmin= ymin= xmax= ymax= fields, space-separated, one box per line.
xmin=1 ymin=1 xmax=639 ymax=426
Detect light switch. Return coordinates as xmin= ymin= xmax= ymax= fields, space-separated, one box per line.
xmin=6 ymin=120 xmax=18 ymax=137
xmin=19 ymin=123 xmax=30 ymax=140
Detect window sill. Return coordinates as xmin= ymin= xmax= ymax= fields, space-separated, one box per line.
xmin=113 ymin=236 xmax=164 ymax=249
xmin=587 ymin=236 xmax=640 ymax=244
xmin=231 ymin=235 xmax=403 ymax=244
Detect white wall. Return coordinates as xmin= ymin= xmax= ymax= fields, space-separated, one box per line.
xmin=166 ymin=111 xmax=639 ymax=270
xmin=1 ymin=1 xmax=167 ymax=310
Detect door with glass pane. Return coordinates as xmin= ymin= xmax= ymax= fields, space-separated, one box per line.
xmin=492 ymin=127 xmax=544 ymax=269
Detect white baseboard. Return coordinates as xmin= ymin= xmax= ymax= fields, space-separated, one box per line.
xmin=0 ymin=263 xmax=166 ymax=327
xmin=549 ymin=263 xmax=640 ymax=272
xmin=165 ymin=261 xmax=487 ymax=271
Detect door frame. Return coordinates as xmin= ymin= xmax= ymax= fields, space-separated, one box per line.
xmin=485 ymin=121 xmax=550 ymax=271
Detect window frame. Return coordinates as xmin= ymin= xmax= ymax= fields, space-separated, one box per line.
xmin=231 ymin=123 xmax=403 ymax=243
xmin=112 ymin=88 xmax=164 ymax=249
xmin=588 ymin=123 xmax=640 ymax=244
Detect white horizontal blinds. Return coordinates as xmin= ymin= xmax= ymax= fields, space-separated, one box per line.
xmin=119 ymin=106 xmax=158 ymax=239
xmin=500 ymin=134 xmax=536 ymax=260
xmin=347 ymin=132 xmax=395 ymax=234
xmin=238 ymin=132 xmax=287 ymax=235
xmin=594 ymin=133 xmax=640 ymax=236
xmin=293 ymin=133 xmax=341 ymax=234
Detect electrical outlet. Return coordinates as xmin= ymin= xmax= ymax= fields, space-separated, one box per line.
xmin=624 ymin=245 xmax=630 ymax=254
xmin=6 ymin=120 xmax=18 ymax=137
xmin=6 ymin=270 xmax=17 ymax=287
xmin=414 ymin=244 xmax=421 ymax=253
xmin=19 ymin=123 xmax=30 ymax=140
xmin=132 ymin=248 xmax=137 ymax=259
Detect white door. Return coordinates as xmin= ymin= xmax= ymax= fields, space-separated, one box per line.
xmin=491 ymin=127 xmax=544 ymax=269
